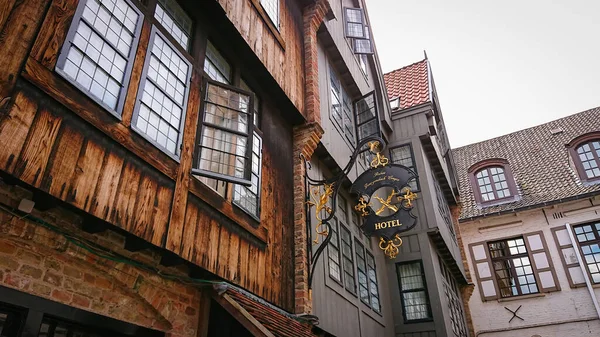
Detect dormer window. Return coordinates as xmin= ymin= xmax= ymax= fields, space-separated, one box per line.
xmin=468 ymin=159 xmax=518 ymax=206
xmin=568 ymin=133 xmax=600 ymax=184
xmin=390 ymin=97 xmax=399 ymax=110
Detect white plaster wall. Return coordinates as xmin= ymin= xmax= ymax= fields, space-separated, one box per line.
xmin=460 ymin=197 xmax=600 ymax=336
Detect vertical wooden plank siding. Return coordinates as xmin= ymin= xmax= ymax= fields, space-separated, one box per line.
xmin=216 ymin=0 xmax=304 ymax=114
xmin=0 ymin=0 xmax=50 ymax=98
xmin=41 ymin=124 xmax=85 ymax=198
xmin=68 ymin=139 xmax=106 ymax=211
xmin=13 ymin=108 xmax=62 ymax=187
xmin=29 ymin=0 xmax=78 ymax=68
xmin=89 ymin=152 xmax=125 ymax=219
xmin=0 ymin=91 xmax=38 ymax=173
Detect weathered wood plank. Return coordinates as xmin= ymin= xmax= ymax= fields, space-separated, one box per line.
xmin=121 ymin=19 xmax=151 ymax=127
xmin=131 ymin=174 xmax=158 ymax=239
xmin=165 ymin=71 xmax=201 ymax=254
xmin=0 ymin=0 xmax=50 ymax=98
xmin=207 ymin=219 xmax=221 ymax=274
xmin=110 ymin=161 xmax=142 ymax=230
xmin=0 ymin=0 xmax=18 ymax=33
xmin=22 ymin=58 xmax=178 ymax=179
xmin=247 ymin=244 xmax=258 ymax=293
xmin=217 ymin=224 xmax=231 ymax=278
xmin=151 ymin=181 xmax=173 ymax=247
xmin=90 ymin=151 xmax=124 ymax=220
xmin=67 ymin=139 xmax=105 ymax=211
xmin=42 ymin=123 xmax=84 ymax=199
xmin=238 ymin=238 xmax=250 ymax=290
xmin=30 ymin=0 xmax=77 ymax=68
xmin=227 ymin=233 xmax=240 ymax=282
xmin=180 ymin=201 xmax=198 ymax=260
xmin=13 ymin=108 xmax=62 ymax=187
xmin=0 ymin=91 xmax=38 ymax=173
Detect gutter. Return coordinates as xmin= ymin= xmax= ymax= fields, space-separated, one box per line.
xmin=459 ymin=190 xmax=600 ymax=223
xmin=474 ymin=317 xmax=598 ymax=336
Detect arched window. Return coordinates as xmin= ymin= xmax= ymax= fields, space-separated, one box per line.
xmin=568 ymin=133 xmax=600 ymax=184
xmin=468 ymin=159 xmax=518 ymax=205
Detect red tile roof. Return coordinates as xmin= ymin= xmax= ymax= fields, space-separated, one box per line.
xmin=383 ymin=59 xmax=430 ymax=110
xmin=226 ymin=288 xmax=318 ymax=337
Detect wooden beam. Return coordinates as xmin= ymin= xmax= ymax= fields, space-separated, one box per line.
xmin=211 ymin=292 xmax=275 ymax=337
xmin=32 ymin=191 xmax=56 ymax=211
xmin=197 ymin=291 xmax=211 ymax=337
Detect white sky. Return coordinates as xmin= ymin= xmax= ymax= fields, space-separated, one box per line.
xmin=367 ymin=0 xmax=600 ymax=148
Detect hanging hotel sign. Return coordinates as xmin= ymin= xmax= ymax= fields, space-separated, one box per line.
xmin=350 ymin=142 xmax=418 ymax=258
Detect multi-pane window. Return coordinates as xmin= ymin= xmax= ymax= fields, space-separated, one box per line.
xmin=337 ymin=195 xmax=347 ymax=223
xmin=260 ymin=0 xmax=279 ymax=29
xmin=204 ymin=41 xmax=232 ymax=84
xmin=366 ymin=252 xmax=381 ymax=312
xmin=57 ymin=0 xmax=142 ymax=115
xmin=354 ymin=92 xmax=380 ymax=144
xmin=575 ymin=140 xmax=600 ymax=180
xmin=132 ymin=30 xmax=191 ymax=157
xmin=200 ymin=41 xmax=233 ymax=196
xmin=432 ymin=172 xmax=455 ymax=240
xmin=488 ymin=237 xmax=538 ymax=297
xmin=233 ymin=80 xmax=261 ymax=218
xmin=397 ymin=261 xmax=431 ymax=322
xmin=233 ymin=133 xmax=262 ymax=218
xmin=330 ymin=66 xmax=355 ymax=145
xmin=155 ymin=0 xmax=193 ymax=50
xmin=340 ymin=225 xmax=356 ymax=294
xmin=475 ymin=166 xmax=511 ymax=201
xmin=355 ymin=240 xmax=370 ymax=304
xmin=440 ymin=257 xmax=468 ymax=337
xmin=573 ymin=222 xmax=600 ymax=283
xmin=194 ymin=81 xmax=254 ymax=186
xmin=328 ymin=219 xmax=342 ymax=282
xmin=343 ymin=7 xmax=374 ymax=55
xmin=390 ymin=144 xmax=419 ymax=191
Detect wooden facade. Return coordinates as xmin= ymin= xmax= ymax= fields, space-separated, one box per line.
xmin=0 ymin=0 xmax=308 ymax=314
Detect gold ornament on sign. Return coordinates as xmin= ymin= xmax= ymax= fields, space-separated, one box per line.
xmin=354 ymin=196 xmax=371 ymax=216
xmin=397 ymin=189 xmax=418 ymax=208
xmin=307 ymin=183 xmax=334 ymax=244
xmin=379 ymin=234 xmax=403 ymax=259
xmin=374 ymin=189 xmax=399 ymax=215
xmin=368 ymin=141 xmax=389 ymax=168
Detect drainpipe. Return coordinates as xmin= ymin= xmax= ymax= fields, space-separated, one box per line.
xmin=565 ymin=222 xmax=600 ymax=318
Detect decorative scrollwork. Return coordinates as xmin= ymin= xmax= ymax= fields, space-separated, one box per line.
xmin=397 ymin=189 xmax=418 ymax=208
xmin=354 ymin=196 xmax=371 ymax=216
xmin=379 ymin=234 xmax=403 ymax=259
xmin=307 ymin=183 xmax=334 ymax=244
xmin=368 ymin=141 xmax=389 ymax=168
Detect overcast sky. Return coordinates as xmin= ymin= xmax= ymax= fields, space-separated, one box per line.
xmin=367 ymin=0 xmax=600 ymax=148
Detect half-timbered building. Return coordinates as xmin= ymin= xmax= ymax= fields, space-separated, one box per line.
xmin=0 ymin=0 xmax=329 ymax=336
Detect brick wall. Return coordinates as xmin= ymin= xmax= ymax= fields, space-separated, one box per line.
xmin=293 ymin=0 xmax=330 ymax=315
xmin=0 ymin=182 xmax=202 ymax=337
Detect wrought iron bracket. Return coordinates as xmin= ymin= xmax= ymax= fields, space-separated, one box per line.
xmin=302 ymin=136 xmax=386 ymax=290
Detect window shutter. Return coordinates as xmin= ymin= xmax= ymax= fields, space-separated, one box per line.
xmin=192 ymin=79 xmax=254 ymax=186
xmin=469 ymin=242 xmax=498 ymax=301
xmin=551 ymin=227 xmax=586 ymax=287
xmin=523 ymin=231 xmax=560 ymax=292
xmin=353 ymin=91 xmax=381 ymax=144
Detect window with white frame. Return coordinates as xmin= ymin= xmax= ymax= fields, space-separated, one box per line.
xmin=260 ymin=0 xmax=279 ymax=29
xmin=56 ymin=0 xmax=143 ymax=116
xmin=132 ymin=29 xmax=191 ymax=158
